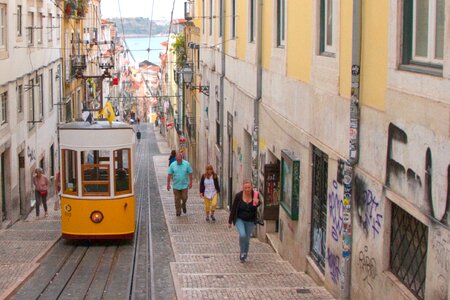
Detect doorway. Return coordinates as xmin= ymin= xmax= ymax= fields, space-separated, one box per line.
xmin=227 ymin=112 xmax=233 ymax=209
xmin=18 ymin=152 xmax=26 ymax=217
xmin=1 ymin=152 xmax=5 ymax=221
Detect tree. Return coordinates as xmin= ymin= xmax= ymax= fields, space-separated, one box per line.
xmin=171 ymin=33 xmax=186 ymax=70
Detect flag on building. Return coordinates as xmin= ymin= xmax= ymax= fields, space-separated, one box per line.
xmin=100 ymin=101 xmax=115 ymax=125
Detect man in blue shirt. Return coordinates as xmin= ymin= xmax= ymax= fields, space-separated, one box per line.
xmin=167 ymin=153 xmax=193 ymax=216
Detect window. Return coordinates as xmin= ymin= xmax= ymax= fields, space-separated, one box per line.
xmin=81 ymin=150 xmax=110 ymax=196
xmin=56 ymin=14 xmax=60 ymax=40
xmin=401 ymin=0 xmax=444 ymax=73
xmin=114 ymin=149 xmax=131 ymax=195
xmin=249 ymin=0 xmax=256 ymax=42
xmin=219 ymin=0 xmax=223 ymax=37
xmin=28 ymin=78 xmax=35 ymax=127
xmin=390 ymin=203 xmax=428 ymax=300
xmin=231 ymin=0 xmax=236 ymax=38
xmin=49 ymin=69 xmax=54 ymax=110
xmin=50 ymin=144 xmax=55 ymax=176
xmin=209 ymin=0 xmax=213 ymax=35
xmin=0 ymin=4 xmax=6 ymax=50
xmin=310 ymin=146 xmax=328 ymax=271
xmin=320 ymin=0 xmax=336 ymax=54
xmin=17 ymin=83 xmax=23 ymax=113
xmin=17 ymin=5 xmax=22 ymax=37
xmin=38 ymin=74 xmax=44 ymax=119
xmin=62 ymin=149 xmax=77 ymax=195
xmin=48 ymin=13 xmax=52 ymax=42
xmin=215 ymin=99 xmax=221 ymax=146
xmin=280 ymin=150 xmax=300 ymax=220
xmin=276 ymin=0 xmax=286 ymax=46
xmin=37 ymin=13 xmax=43 ymax=44
xmin=202 ymin=0 xmax=205 ymax=34
xmin=27 ymin=12 xmax=34 ymax=45
xmin=0 ymin=91 xmax=7 ymax=125
xmin=65 ymin=96 xmax=72 ymax=122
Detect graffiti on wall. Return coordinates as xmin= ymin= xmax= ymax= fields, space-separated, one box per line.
xmin=432 ymin=230 xmax=449 ymax=272
xmin=27 ymin=146 xmax=36 ymax=163
xmin=355 ymin=176 xmax=383 ymax=239
xmin=386 ymin=123 xmax=450 ymax=224
xmin=436 ymin=274 xmax=447 ymax=300
xmin=358 ymin=245 xmax=377 ymax=288
xmin=329 ymin=180 xmax=343 ymax=242
xmin=313 ymin=228 xmax=325 ymax=257
xmin=327 ymin=248 xmax=341 ymax=285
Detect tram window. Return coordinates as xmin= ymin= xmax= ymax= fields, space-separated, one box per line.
xmin=114 ymin=149 xmax=131 ymax=194
xmin=81 ymin=149 xmax=110 ymax=196
xmin=62 ymin=149 xmax=77 ymax=195
xmin=81 ymin=150 xmax=110 ymax=164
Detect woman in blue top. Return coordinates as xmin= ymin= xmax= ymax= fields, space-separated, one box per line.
xmin=228 ymin=180 xmax=260 ymax=262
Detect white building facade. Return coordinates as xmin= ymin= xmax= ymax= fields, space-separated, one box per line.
xmin=0 ymin=0 xmax=61 ymax=225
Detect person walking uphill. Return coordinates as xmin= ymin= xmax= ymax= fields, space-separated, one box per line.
xmin=228 ymin=180 xmax=260 ymax=262
xmin=168 ymin=150 xmax=177 ymax=166
xmin=200 ymin=165 xmax=220 ymax=222
xmin=33 ymin=167 xmax=49 ymax=219
xmin=167 ymin=153 xmax=193 ymax=216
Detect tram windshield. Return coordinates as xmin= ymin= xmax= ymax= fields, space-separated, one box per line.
xmin=61 ymin=147 xmax=133 ymax=197
xmin=81 ymin=150 xmax=110 ymax=196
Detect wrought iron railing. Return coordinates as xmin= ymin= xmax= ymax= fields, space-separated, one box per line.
xmin=310 ymin=146 xmax=328 ymax=272
xmin=390 ymin=203 xmax=427 ymax=300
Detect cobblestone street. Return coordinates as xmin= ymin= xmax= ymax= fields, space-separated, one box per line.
xmin=0 ymin=126 xmax=335 ymax=299
xmin=153 ymin=128 xmax=334 ymax=299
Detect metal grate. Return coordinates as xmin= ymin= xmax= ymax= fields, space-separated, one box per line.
xmin=390 ymin=203 xmax=428 ymax=300
xmin=310 ymin=146 xmax=328 ymax=271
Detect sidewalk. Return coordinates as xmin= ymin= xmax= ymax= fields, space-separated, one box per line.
xmin=154 ymin=128 xmax=335 ymax=299
xmin=0 ymin=196 xmax=61 ymax=299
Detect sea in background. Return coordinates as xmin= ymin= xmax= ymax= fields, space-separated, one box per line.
xmin=122 ymin=35 xmax=168 ymax=66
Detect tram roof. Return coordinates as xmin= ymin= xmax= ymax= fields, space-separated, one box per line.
xmin=59 ymin=121 xmax=135 ymax=149
xmin=59 ymin=121 xmax=133 ymax=130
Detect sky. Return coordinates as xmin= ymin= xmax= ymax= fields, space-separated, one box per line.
xmin=101 ymin=0 xmax=184 ymax=20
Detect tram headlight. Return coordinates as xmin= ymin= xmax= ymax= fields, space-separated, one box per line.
xmin=90 ymin=211 xmax=104 ymax=223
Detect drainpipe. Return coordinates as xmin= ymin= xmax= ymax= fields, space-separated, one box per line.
xmin=341 ymin=0 xmax=361 ymax=299
xmin=253 ymin=0 xmax=263 ymax=187
xmin=219 ymin=0 xmax=225 ymax=208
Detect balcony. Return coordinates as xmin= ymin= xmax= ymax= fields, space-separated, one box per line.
xmin=70 ymin=55 xmax=87 ymax=79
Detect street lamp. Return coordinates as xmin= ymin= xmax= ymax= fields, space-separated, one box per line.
xmin=181 ymin=63 xmax=209 ymax=96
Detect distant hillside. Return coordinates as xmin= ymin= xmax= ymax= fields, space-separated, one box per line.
xmin=107 ymin=18 xmax=170 ymax=36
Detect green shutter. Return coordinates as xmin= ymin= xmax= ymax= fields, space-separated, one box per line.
xmin=319 ymin=0 xmax=325 ymax=53
xmin=402 ymin=0 xmax=413 ymax=64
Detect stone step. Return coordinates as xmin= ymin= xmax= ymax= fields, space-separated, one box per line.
xmin=172 ymin=240 xmax=274 ymax=255
xmin=171 ymin=260 xmax=297 ymax=274
xmin=175 ymin=253 xmax=284 ymax=263
xmin=175 ymin=272 xmax=317 ymax=289
xmin=180 ymin=287 xmax=335 ymax=300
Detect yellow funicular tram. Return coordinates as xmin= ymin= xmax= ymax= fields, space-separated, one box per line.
xmin=59 ymin=121 xmax=135 ymax=239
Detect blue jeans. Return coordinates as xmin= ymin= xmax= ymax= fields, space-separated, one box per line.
xmin=235 ymin=218 xmax=256 ymax=255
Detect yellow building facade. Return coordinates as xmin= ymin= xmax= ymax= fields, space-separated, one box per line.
xmin=189 ymin=0 xmax=449 ymax=299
